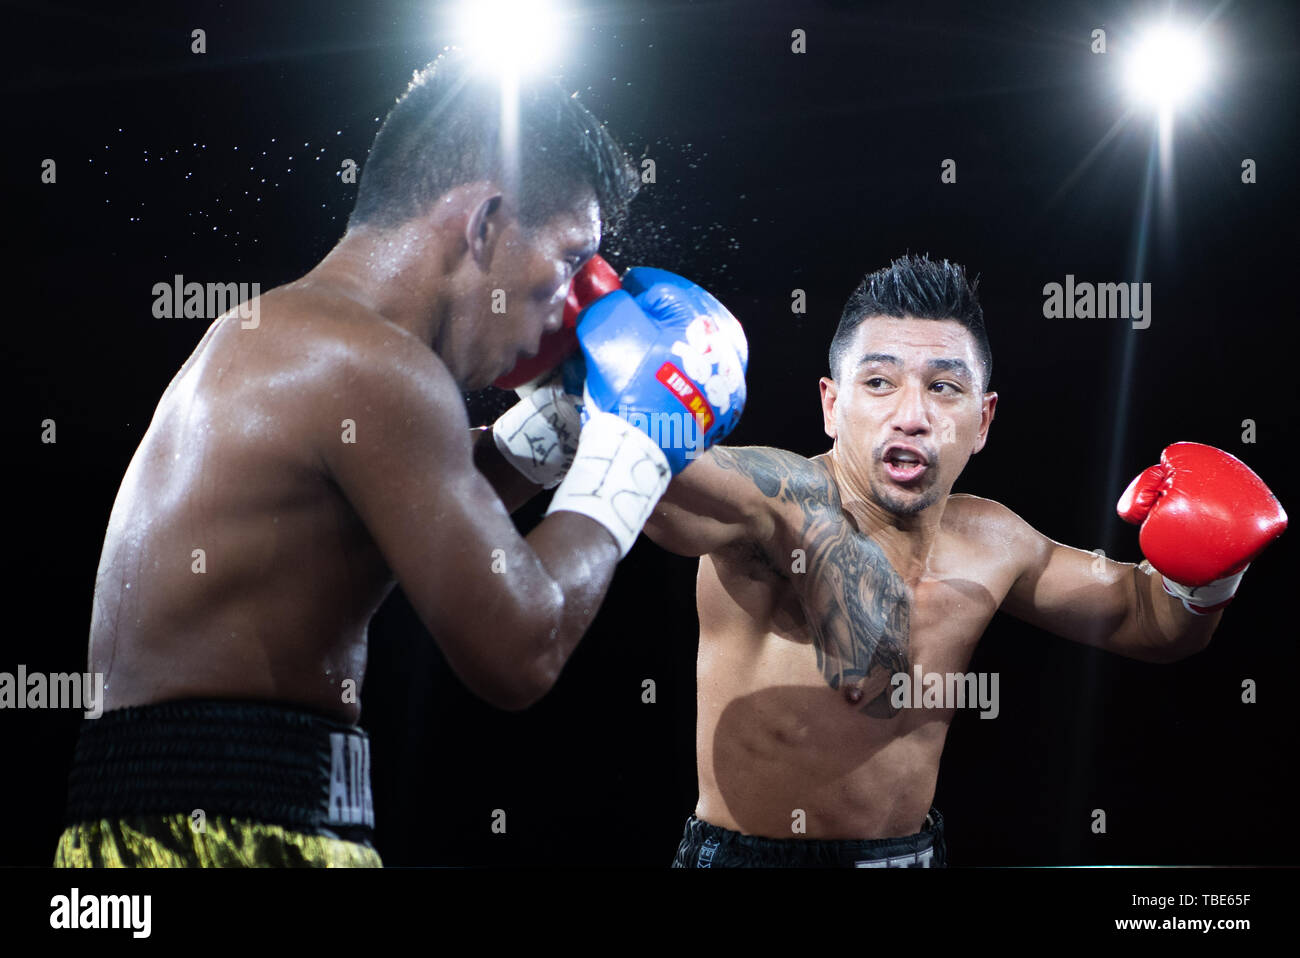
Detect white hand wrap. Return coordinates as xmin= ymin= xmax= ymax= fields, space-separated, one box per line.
xmin=491 ymin=375 xmax=583 ymax=489
xmin=1161 ymin=565 xmax=1249 ymax=615
xmin=546 ymin=411 xmax=671 ymax=557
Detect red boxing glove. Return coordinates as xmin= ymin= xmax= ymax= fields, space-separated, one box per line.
xmin=493 ymin=254 xmax=622 ymax=390
xmin=1117 ymin=442 xmax=1287 ymax=613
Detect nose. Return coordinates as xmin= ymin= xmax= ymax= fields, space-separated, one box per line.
xmin=890 ymin=381 xmax=932 ymax=437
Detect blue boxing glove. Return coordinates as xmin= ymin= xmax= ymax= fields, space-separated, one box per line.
xmin=576 ymin=268 xmax=748 ymax=474
xmin=545 ymin=268 xmax=748 ymax=556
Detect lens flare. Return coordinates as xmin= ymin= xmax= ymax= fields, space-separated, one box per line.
xmin=1124 ymin=23 xmax=1210 ymax=112
xmin=453 ymin=0 xmax=565 ymax=77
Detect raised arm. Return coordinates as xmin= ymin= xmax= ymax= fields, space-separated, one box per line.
xmin=319 ymin=335 xmax=620 ymax=711
xmin=474 ymin=255 xmax=623 ymax=515
xmin=644 ymin=446 xmax=802 ymax=557
xmin=995 ymin=503 xmax=1218 ymax=663
xmin=318 ymin=261 xmax=753 ymax=709
xmin=1001 ymin=443 xmax=1286 ymax=663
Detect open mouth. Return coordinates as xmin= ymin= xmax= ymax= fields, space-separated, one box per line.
xmin=882 ymin=445 xmax=930 ymax=484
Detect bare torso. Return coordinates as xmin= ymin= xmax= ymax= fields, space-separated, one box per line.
xmin=90 ymin=287 xmax=401 ymax=723
xmin=693 ymin=452 xmax=1020 ymax=839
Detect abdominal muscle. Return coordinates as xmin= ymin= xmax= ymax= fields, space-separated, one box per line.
xmin=692 ymin=623 xmax=953 ymax=841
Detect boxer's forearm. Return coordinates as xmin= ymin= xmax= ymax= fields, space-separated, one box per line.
xmin=471 ymin=426 xmax=544 ymax=513
xmin=522 ymin=511 xmax=621 ymax=687
xmin=466 ymin=512 xmax=620 ymax=711
xmin=1129 ymin=560 xmax=1221 ymax=661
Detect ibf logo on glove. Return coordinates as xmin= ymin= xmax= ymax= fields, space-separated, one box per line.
xmin=656 ymin=362 xmax=714 ymax=430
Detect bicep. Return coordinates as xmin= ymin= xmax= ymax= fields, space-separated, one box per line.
xmin=1000 ymin=518 xmax=1135 ymax=652
xmin=643 ymin=446 xmax=776 ymax=557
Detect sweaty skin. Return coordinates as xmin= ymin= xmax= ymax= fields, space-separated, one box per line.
xmin=645 ymin=315 xmax=1221 ymax=841
xmin=90 ymin=185 xmax=620 ymax=722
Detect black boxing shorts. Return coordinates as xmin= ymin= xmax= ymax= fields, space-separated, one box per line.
xmin=54 ymin=698 xmax=381 ymax=868
xmin=671 ymin=807 xmax=947 ymax=868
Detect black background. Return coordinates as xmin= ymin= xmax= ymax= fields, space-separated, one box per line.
xmin=7 ymin=0 xmax=1297 ymax=866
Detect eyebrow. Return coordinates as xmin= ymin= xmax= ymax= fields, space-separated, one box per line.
xmin=856 ymin=352 xmax=975 ymax=383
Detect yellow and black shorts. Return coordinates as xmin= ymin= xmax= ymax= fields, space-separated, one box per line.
xmin=54 ymin=699 xmax=382 ymax=868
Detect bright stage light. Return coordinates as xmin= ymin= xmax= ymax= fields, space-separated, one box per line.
xmin=453 ymin=0 xmax=565 ymax=77
xmin=1124 ymin=23 xmax=1210 ymax=112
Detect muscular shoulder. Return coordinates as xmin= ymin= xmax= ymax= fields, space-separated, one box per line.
xmin=942 ymin=494 xmax=1050 ymax=576
xmin=716 ymin=447 xmax=845 ymax=538
xmin=943 ymin=492 xmax=1005 ymax=525
xmin=709 ymin=446 xmax=835 ymax=507
xmin=252 ymin=286 xmax=470 ymax=466
xmin=646 ymin=445 xmax=835 ymax=568
xmin=706 ymin=446 xmax=842 ymax=569
xmin=944 ymin=493 xmax=1023 ymax=536
xmin=287 ymin=288 xmax=456 ymax=393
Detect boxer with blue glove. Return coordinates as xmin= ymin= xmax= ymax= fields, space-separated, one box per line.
xmin=638 ymin=253 xmax=1286 ymax=868
xmin=493 ymin=259 xmax=748 ymax=556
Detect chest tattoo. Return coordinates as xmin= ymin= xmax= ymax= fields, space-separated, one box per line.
xmin=713 ymin=448 xmax=911 ymax=717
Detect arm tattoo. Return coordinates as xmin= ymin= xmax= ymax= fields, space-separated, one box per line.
xmin=712 ymin=447 xmax=911 ymax=717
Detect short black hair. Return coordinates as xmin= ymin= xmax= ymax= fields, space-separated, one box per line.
xmin=348 ymin=50 xmax=639 ymax=234
xmin=830 ymin=254 xmax=992 ymax=391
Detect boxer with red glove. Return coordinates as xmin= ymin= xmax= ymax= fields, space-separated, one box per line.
xmin=620 ymin=254 xmax=1291 ymax=868
xmin=1117 ymin=442 xmax=1287 ymax=614
xmin=493 ymin=254 xmax=622 ymax=392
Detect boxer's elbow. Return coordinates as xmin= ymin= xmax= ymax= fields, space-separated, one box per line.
xmin=1158 ymin=628 xmax=1215 ymax=663
xmin=484 ymin=680 xmax=548 ymax=712
xmin=1127 ymin=640 xmax=1193 ymax=664
xmin=1120 ymin=625 xmax=1215 ymax=663
xmin=489 ymin=659 xmax=559 ymax=712
xmin=432 ymin=593 xmax=563 ymax=711
xmin=487 ymin=585 xmax=569 ymax=711
xmin=471 ymin=657 xmax=555 ymax=712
